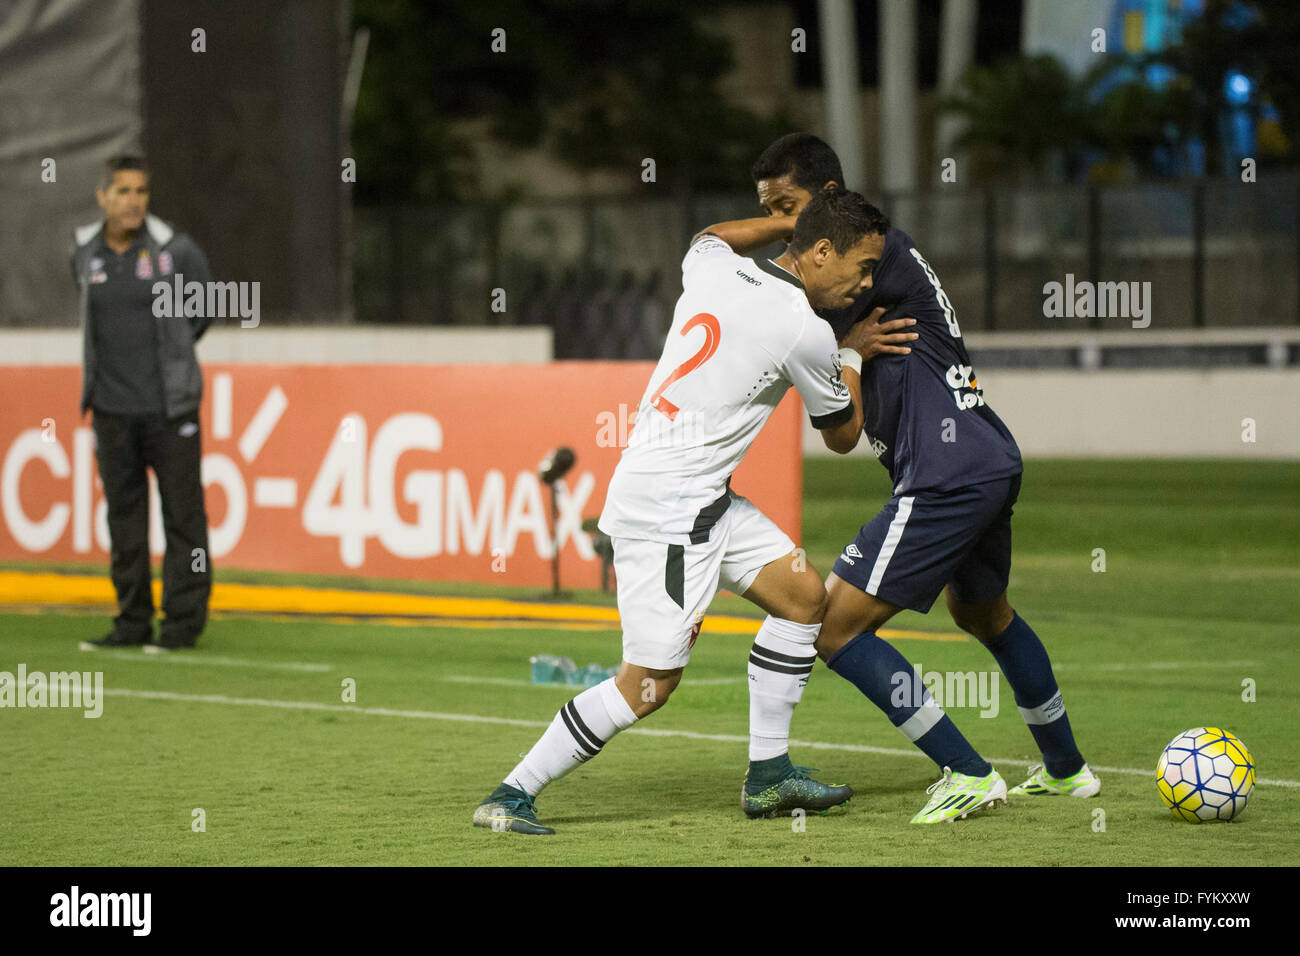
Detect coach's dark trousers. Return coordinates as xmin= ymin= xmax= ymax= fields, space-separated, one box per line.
xmin=92 ymin=409 xmax=211 ymax=643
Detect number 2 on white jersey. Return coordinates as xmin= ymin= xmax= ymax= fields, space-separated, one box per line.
xmin=648 ymin=312 xmax=720 ymax=421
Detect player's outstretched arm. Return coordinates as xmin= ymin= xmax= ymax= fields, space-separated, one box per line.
xmin=819 ymin=362 xmax=864 ymax=454
xmin=691 ymin=215 xmax=797 ymax=255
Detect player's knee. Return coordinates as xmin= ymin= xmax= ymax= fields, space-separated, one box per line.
xmin=813 ymin=614 xmax=852 ymax=660
xmin=633 ymin=682 xmax=674 ymax=717
xmin=948 ymin=606 xmax=991 ymax=640
xmin=946 ymin=592 xmax=1012 ymax=642
xmin=789 ymin=579 xmax=828 ymax=625
xmin=812 ymin=628 xmax=836 ymax=660
xmin=617 ymin=664 xmax=681 ymax=717
xmin=946 ymin=592 xmax=979 ymax=636
xmin=811 ymin=585 xmax=830 ymax=623
xmin=632 ymin=672 xmax=680 ymax=717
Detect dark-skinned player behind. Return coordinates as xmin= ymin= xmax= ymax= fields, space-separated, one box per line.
xmin=696 ymin=134 xmax=1097 ymax=822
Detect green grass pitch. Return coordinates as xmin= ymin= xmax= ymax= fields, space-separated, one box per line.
xmin=1 ymin=459 xmax=1296 ymax=865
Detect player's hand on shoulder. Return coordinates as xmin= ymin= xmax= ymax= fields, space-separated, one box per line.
xmin=839 ymin=306 xmax=918 ymax=360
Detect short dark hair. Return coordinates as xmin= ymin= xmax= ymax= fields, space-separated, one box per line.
xmin=750 ymin=133 xmax=845 ymax=193
xmin=100 ymin=155 xmax=149 ymax=190
xmin=789 ymin=187 xmax=890 ymax=256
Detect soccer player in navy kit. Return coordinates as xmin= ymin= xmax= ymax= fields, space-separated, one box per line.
xmin=735 ymin=134 xmax=1099 ymax=822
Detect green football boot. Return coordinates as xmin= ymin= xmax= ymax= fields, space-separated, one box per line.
xmin=742 ymin=764 xmax=853 ymax=819
xmin=472 ymin=783 xmax=556 ymax=835
xmin=1009 ymin=763 xmax=1101 ymax=797
xmin=909 ymin=766 xmax=1007 ymax=823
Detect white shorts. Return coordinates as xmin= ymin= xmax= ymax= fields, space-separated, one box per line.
xmin=612 ymin=495 xmax=795 ymax=671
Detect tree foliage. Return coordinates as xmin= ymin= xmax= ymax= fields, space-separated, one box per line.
xmin=940 ymin=0 xmax=1299 ymax=182
xmin=939 ymin=55 xmax=1090 ymax=181
xmin=351 ymin=0 xmax=792 ymax=201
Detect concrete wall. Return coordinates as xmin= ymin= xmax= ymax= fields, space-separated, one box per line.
xmin=0 ymin=326 xmax=554 ymax=366
xmin=804 ymin=369 xmax=1300 ymax=459
xmin=6 ymin=325 xmax=1292 ymax=458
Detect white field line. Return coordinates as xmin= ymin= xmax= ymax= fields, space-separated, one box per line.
xmin=1053 ymin=660 xmax=1260 ymax=672
xmin=440 ymin=675 xmax=738 ymax=688
xmin=445 ymin=661 xmax=1263 ymax=690
xmin=99 ymin=688 xmax=1300 ymax=788
xmin=63 ymin=652 xmax=1259 ymax=679
xmin=79 ymin=650 xmax=331 ymax=673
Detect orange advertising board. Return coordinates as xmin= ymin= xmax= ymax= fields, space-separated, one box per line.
xmin=0 ymin=364 xmax=803 ymax=589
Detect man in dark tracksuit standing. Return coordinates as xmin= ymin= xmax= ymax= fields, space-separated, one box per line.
xmin=72 ymin=155 xmax=213 ymax=651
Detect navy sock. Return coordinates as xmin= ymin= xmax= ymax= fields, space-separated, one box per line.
xmin=984 ymin=613 xmax=1084 ymax=779
xmin=745 ymin=753 xmax=795 ymax=793
xmin=827 ymin=631 xmax=991 ymax=777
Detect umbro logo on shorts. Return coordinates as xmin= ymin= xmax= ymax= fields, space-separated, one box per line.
xmin=841 ymin=543 xmax=863 ymax=564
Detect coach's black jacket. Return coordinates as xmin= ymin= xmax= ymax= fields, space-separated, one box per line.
xmin=70 ymin=214 xmax=212 ymax=419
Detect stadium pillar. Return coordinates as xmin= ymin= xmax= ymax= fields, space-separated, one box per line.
xmin=935 ymin=0 xmax=977 ymax=184
xmin=878 ymin=0 xmax=918 ymax=195
xmin=818 ymin=0 xmax=865 ymax=191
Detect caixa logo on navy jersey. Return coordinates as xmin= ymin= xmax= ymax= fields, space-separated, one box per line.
xmin=945 ymin=364 xmax=986 ymax=410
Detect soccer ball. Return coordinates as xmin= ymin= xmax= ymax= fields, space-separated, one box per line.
xmin=1156 ymin=727 xmax=1255 ymax=823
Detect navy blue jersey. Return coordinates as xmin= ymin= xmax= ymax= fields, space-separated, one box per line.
xmin=819 ymin=228 xmax=1022 ymax=494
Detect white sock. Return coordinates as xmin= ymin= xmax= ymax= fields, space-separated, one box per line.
xmin=747 ymin=617 xmax=819 ymax=761
xmin=505 ymin=677 xmax=637 ymax=796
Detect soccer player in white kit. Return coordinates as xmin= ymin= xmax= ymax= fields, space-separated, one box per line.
xmin=474 ymin=189 xmax=889 ymax=834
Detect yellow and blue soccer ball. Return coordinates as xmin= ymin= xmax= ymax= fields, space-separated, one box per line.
xmin=1157 ymin=727 xmax=1255 ymax=823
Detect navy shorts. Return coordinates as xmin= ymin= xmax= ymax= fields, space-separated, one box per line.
xmin=831 ymin=473 xmax=1022 ymax=613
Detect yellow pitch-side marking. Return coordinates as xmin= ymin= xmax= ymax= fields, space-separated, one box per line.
xmin=0 ymin=570 xmax=966 ymax=642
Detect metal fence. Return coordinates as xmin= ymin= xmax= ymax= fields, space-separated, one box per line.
xmin=353 ymin=172 xmax=1300 ymax=352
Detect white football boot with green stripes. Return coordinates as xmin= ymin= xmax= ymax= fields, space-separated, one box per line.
xmin=910 ymin=766 xmax=1007 ymax=823
xmin=1009 ymin=763 xmax=1101 ymax=797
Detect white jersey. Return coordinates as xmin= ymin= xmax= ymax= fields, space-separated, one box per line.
xmin=598 ymin=235 xmax=853 ymax=545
